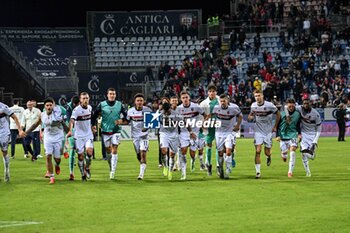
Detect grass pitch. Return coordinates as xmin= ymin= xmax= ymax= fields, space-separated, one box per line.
xmin=0 ymin=137 xmax=350 ymax=233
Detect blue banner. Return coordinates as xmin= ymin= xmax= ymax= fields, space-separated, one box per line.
xmin=0 ymin=28 xmax=86 ymax=41
xmin=14 ymin=41 xmax=88 ymax=77
xmin=78 ymin=72 xmax=118 ymax=108
xmin=92 ymin=10 xmax=199 ymax=37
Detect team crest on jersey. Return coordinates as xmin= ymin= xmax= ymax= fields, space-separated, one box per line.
xmin=191 ymin=108 xmax=194 ymax=111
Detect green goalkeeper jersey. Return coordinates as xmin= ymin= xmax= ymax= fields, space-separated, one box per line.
xmin=99 ymin=100 xmax=125 ymax=133
xmin=277 ymin=110 xmax=301 ymax=140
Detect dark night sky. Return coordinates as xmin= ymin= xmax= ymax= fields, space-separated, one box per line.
xmin=0 ymin=0 xmax=231 ymax=27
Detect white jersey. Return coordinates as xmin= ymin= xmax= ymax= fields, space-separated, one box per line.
xmin=296 ymin=106 xmax=321 ymax=135
xmin=127 ymin=106 xmax=152 ymax=139
xmin=41 ymin=107 xmax=64 ymax=143
xmin=177 ymin=102 xmax=204 ymax=134
xmin=250 ymin=101 xmax=278 ymax=134
xmin=0 ymin=102 xmax=13 ymax=138
xmin=213 ymin=103 xmax=242 ymax=133
xmin=9 ymin=104 xmax=24 ymax=130
xmin=159 ymin=109 xmax=182 ymax=135
xmin=71 ymin=105 xmax=93 ymax=139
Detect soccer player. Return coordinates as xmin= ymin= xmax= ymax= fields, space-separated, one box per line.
xmin=248 ymin=89 xmax=281 ymax=179
xmin=117 ymin=93 xmax=152 ymax=180
xmin=91 ymin=88 xmax=127 ymax=180
xmin=66 ymin=92 xmax=94 ymax=181
xmin=212 ymin=94 xmax=242 ymax=179
xmin=158 ymin=99 xmax=181 ymax=180
xmin=199 ymin=84 xmax=220 ymax=176
xmin=25 ymin=98 xmax=68 ymax=184
xmin=0 ymin=101 xmax=24 ymax=182
xmin=65 ymin=95 xmax=80 ymax=180
xmin=9 ymin=99 xmax=26 ymax=159
xmin=169 ymin=95 xmax=181 ymax=171
xmin=276 ymin=98 xmax=301 ymax=177
xmin=296 ymin=98 xmax=322 ymax=177
xmin=177 ymin=90 xmax=207 ymax=180
xmin=22 ymin=100 xmax=42 ymax=161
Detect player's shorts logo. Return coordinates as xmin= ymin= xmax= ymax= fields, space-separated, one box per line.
xmin=144 ymin=111 xmax=161 ymax=129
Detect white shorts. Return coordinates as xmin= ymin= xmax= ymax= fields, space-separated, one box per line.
xmin=215 ymin=132 xmax=236 ymax=151
xmin=133 ymin=137 xmax=149 ymax=154
xmin=75 ymin=137 xmax=94 ymax=154
xmin=190 ymin=137 xmax=206 ymax=151
xmin=159 ymin=132 xmax=179 ymax=153
xmin=0 ymin=135 xmax=10 ymax=151
xmin=44 ymin=140 xmax=63 ymax=158
xmin=102 ymin=133 xmax=121 ymax=148
xmin=179 ymin=131 xmax=190 ymax=148
xmin=254 ymin=132 xmax=272 ymax=148
xmin=279 ymin=138 xmax=298 ymax=153
xmin=300 ymin=133 xmax=315 ymax=151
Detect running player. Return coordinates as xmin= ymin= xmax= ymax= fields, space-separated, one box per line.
xmin=158 ymin=99 xmax=182 ymax=180
xmin=25 ymin=98 xmax=68 ymax=184
xmin=295 ymin=97 xmax=321 ymax=177
xmin=65 ymin=95 xmax=80 ymax=180
xmin=248 ymin=89 xmax=281 ymax=179
xmin=177 ymin=90 xmax=207 ymax=180
xmin=212 ymin=94 xmax=243 ymax=179
xmin=0 ymin=101 xmax=24 ymax=182
xmin=117 ymin=93 xmax=152 ymax=180
xmin=276 ymin=98 xmax=301 ymax=177
xmin=66 ymin=92 xmax=94 ymax=181
xmin=199 ymin=84 xmax=220 ymax=176
xmin=91 ymin=88 xmax=127 ymax=180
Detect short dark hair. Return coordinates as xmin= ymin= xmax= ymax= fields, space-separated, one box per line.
xmin=170 ymin=95 xmax=178 ymax=100
xmin=180 ymin=90 xmax=190 ymax=96
xmin=286 ymin=98 xmax=296 ymax=104
xmin=134 ymin=93 xmax=144 ymax=100
xmin=44 ymin=97 xmax=55 ymax=105
xmin=161 ymin=96 xmax=170 ymax=103
xmin=71 ymin=95 xmax=80 ymax=105
xmin=220 ymin=94 xmax=228 ymax=99
xmin=107 ymin=88 xmax=116 ymax=93
xmin=207 ymin=84 xmax=217 ymax=91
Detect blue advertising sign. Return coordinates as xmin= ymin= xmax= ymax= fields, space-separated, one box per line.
xmin=0 ymin=28 xmax=88 ymax=77
xmin=14 ymin=41 xmax=88 ymax=77
xmin=78 ymin=72 xmax=118 ymax=108
xmin=92 ymin=10 xmax=200 ymax=37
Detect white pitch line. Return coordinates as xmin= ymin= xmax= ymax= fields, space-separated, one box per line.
xmin=0 ymin=221 xmax=43 ymax=228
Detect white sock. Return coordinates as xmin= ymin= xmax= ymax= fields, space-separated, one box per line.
xmin=111 ymin=153 xmax=118 ymax=173
xmin=302 ymin=154 xmax=310 ymax=173
xmin=169 ymin=157 xmax=174 ymax=171
xmin=225 ymin=155 xmax=232 ymax=171
xmin=288 ymin=151 xmax=296 ymax=173
xmin=180 ymin=152 xmax=186 ymax=176
xmin=162 ymin=154 xmax=168 ymax=168
xmin=3 ymin=155 xmax=10 ymax=173
xmin=175 ymin=152 xmax=179 ymax=167
xmin=255 ymin=164 xmax=261 ymax=174
xmin=78 ymin=160 xmax=85 ymax=176
xmin=140 ymin=163 xmax=146 ymax=176
xmin=199 ymin=154 xmax=204 ymax=165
